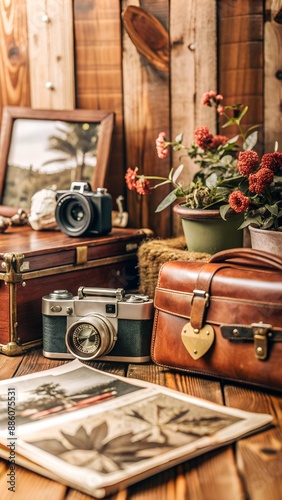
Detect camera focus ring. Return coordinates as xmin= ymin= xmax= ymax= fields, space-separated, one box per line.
xmin=55 ymin=191 xmax=95 ymax=237
xmin=65 ymin=313 xmax=117 ymax=360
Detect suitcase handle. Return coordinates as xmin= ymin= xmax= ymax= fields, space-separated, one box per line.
xmin=209 ymin=247 xmax=282 ymax=271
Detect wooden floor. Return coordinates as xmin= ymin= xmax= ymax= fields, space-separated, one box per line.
xmin=0 ymin=349 xmax=282 ymax=499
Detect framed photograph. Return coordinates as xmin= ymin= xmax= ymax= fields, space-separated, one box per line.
xmin=0 ymin=107 xmax=115 ymax=210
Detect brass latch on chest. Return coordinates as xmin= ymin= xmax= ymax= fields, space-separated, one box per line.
xmin=221 ymin=322 xmax=275 ymax=361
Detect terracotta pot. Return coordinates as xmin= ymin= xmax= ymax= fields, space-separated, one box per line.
xmin=249 ymin=225 xmax=282 ymax=257
xmin=173 ymin=204 xmax=243 ymax=254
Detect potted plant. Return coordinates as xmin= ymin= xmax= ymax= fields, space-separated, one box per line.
xmin=125 ymin=90 xmax=261 ymax=253
xmin=225 ymin=148 xmax=282 ymax=256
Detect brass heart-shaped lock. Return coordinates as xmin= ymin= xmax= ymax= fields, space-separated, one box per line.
xmin=181 ymin=322 xmax=215 ymax=360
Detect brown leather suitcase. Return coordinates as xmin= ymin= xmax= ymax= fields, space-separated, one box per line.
xmin=0 ymin=226 xmax=147 ymax=355
xmin=151 ymin=248 xmax=282 ymax=391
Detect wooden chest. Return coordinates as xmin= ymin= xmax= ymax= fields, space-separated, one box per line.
xmin=0 ymin=226 xmax=148 ymax=356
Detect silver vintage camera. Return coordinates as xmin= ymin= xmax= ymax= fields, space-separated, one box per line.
xmin=55 ymin=181 xmax=112 ymax=237
xmin=42 ymin=287 xmax=154 ymax=362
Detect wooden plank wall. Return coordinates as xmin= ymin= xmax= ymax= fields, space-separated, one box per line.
xmin=0 ymin=1 xmax=280 ymax=238
xmin=26 ymin=0 xmax=75 ymax=109
xmin=265 ymin=0 xmax=282 ymax=152
xmin=0 ymin=0 xmax=30 ymax=108
xmin=73 ymin=0 xmax=125 ymax=212
xmin=218 ymin=0 xmax=264 ymax=151
xmin=170 ymin=0 xmax=217 ymax=232
xmin=122 ymin=0 xmax=170 ymax=235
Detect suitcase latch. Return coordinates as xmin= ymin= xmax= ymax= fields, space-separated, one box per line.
xmin=221 ymin=322 xmax=275 ymax=361
xmin=252 ymin=322 xmax=272 ymax=360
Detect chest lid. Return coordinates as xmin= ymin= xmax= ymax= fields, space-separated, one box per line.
xmin=0 ymin=226 xmax=147 ymax=274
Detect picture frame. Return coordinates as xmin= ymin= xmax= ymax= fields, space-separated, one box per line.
xmin=0 ymin=107 xmax=115 ymax=211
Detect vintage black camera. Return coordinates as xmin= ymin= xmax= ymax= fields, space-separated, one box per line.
xmin=42 ymin=287 xmax=154 ymax=362
xmin=55 ymin=182 xmax=112 ymax=237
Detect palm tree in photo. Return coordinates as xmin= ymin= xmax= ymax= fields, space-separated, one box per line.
xmin=41 ymin=121 xmax=100 ymax=181
xmin=31 ymin=382 xmax=76 ymax=409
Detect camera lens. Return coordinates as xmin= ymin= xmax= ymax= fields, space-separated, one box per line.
xmin=65 ymin=314 xmax=117 ymax=360
xmin=55 ymin=192 xmax=95 ymax=236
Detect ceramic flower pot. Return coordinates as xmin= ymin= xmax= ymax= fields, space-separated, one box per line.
xmin=173 ymin=204 xmax=243 ymax=254
xmin=249 ymin=225 xmax=282 ymax=257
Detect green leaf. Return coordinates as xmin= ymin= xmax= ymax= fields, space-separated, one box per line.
xmin=227 ymin=135 xmax=239 ymax=144
xmin=266 ymin=203 xmax=279 ymax=216
xmin=219 ymin=204 xmax=231 ymax=220
xmin=221 ymin=118 xmax=236 ymax=128
xmin=153 ymin=179 xmax=171 ymax=188
xmin=173 ymin=144 xmax=182 ymax=151
xmin=206 ymin=173 xmax=218 ymax=189
xmin=237 ymin=106 xmax=248 ymax=123
xmin=155 ymin=191 xmax=178 ymax=212
xmin=172 ymin=164 xmax=184 ymax=182
xmin=238 ymin=216 xmax=262 ymax=230
xmin=175 ymin=133 xmax=183 ymax=143
xmin=262 ymin=216 xmax=275 ymax=229
xmin=220 ymin=154 xmax=234 ymax=165
xmin=243 ymin=131 xmax=258 ymax=151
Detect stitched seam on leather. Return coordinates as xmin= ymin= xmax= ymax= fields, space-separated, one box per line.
xmin=151 ymin=362 xmax=280 ymax=391
xmin=155 ymin=290 xmax=281 ymax=309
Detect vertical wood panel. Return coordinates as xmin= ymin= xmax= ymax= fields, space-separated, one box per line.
xmin=170 ymin=0 xmax=217 ymax=236
xmin=122 ymin=0 xmax=171 ymax=237
xmin=218 ymin=0 xmax=264 ymax=151
xmin=26 ymin=0 xmax=75 ymax=110
xmin=74 ymin=0 xmax=124 ymax=208
xmin=0 ymin=0 xmax=30 ymax=122
xmin=265 ymin=0 xmax=282 ymax=152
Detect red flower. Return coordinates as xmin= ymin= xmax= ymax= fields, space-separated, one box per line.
xmin=135 ymin=177 xmax=150 ymax=195
xmin=261 ymin=152 xmax=282 ymax=173
xmin=248 ymin=168 xmax=274 ymax=194
xmin=237 ymin=151 xmax=259 ymax=177
xmin=194 ymin=126 xmax=213 ymax=150
xmin=156 ymin=132 xmax=169 ymax=159
xmin=201 ymin=90 xmax=223 ymax=107
xmin=210 ymin=135 xmax=228 ymax=149
xmin=217 ymin=104 xmax=225 ymax=115
xmin=229 ymin=191 xmax=250 ymax=213
xmin=125 ymin=167 xmax=138 ymax=191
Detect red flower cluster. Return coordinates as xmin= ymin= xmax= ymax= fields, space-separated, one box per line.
xmin=194 ymin=126 xmax=228 ymax=151
xmin=135 ymin=177 xmax=150 ymax=195
xmin=194 ymin=126 xmax=213 ymax=150
xmin=210 ymin=135 xmax=228 ymax=149
xmin=156 ymin=131 xmax=169 ymax=159
xmin=125 ymin=167 xmax=138 ymax=191
xmin=229 ymin=151 xmax=282 ymax=213
xmin=229 ymin=191 xmax=250 ymax=212
xmin=261 ymin=152 xmax=282 ymax=172
xmin=249 ymin=168 xmax=274 ymax=194
xmin=125 ymin=167 xmax=151 ymax=195
xmin=201 ymin=90 xmax=225 ymax=115
xmin=237 ymin=151 xmax=259 ymax=177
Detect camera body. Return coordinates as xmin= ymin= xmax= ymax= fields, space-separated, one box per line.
xmin=55 ymin=182 xmax=112 ymax=237
xmin=42 ymin=287 xmax=154 ymax=362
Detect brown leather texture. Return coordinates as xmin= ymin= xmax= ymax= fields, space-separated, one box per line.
xmin=151 ymin=248 xmax=282 ymax=391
